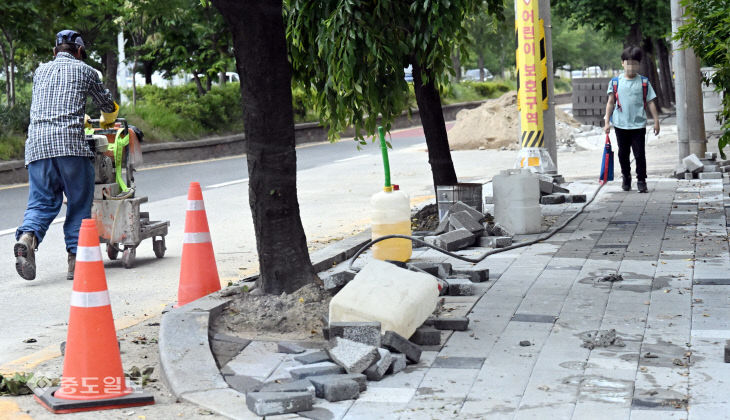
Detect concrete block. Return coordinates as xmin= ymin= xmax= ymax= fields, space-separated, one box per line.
xmin=566 ymin=194 xmax=587 ymax=203
xmin=540 ymin=194 xmax=566 ymax=205
xmin=409 ymin=326 xmax=441 ymax=346
xmin=433 ymin=228 xmax=476 ymax=251
xmin=434 ymin=212 xmax=450 ymax=234
xmin=539 ymin=179 xmax=555 ymax=195
xmin=706 ymin=152 xmax=717 ymax=160
xmin=327 ymin=337 xmax=380 ymax=374
xmin=452 ymin=267 xmax=489 ymax=283
xmin=323 ymin=269 xmax=357 ymax=295
xmin=294 ymin=350 xmax=331 ymax=365
xmin=553 ymin=184 xmax=570 ymax=193
xmin=683 ymin=154 xmax=704 ymax=173
xmin=448 ymin=201 xmax=486 ymax=222
xmin=387 ymin=353 xmax=407 ymax=374
xmin=449 ymin=211 xmax=485 ymax=234
xmin=722 ymin=166 xmax=730 ymax=173
xmin=288 ymin=362 xmax=344 ymax=380
xmin=437 ymin=263 xmax=452 ymax=278
xmin=674 ymin=164 xmax=687 ymax=179
xmin=328 ymin=322 xmax=381 ymax=347
xmin=259 ymin=379 xmax=316 ymax=395
xmin=700 ymin=172 xmax=722 ymax=179
xmin=224 ymin=375 xmax=263 ymax=393
xmin=444 ymin=276 xmax=475 ymax=296
xmin=307 ymin=374 xmax=367 ymax=395
xmin=719 ymin=159 xmax=730 ymax=167
xmin=382 ymin=331 xmax=422 ymax=363
xmin=705 ymin=165 xmax=718 ymax=172
xmin=323 ymin=379 xmax=359 ymax=402
xmin=277 ymin=342 xmax=306 ymax=354
xmin=684 ymin=172 xmax=694 ymax=180
xmin=432 ymin=316 xmax=470 ymax=331
xmin=364 ymin=348 xmax=393 ymax=381
xmin=478 ymin=235 xmax=512 ymax=248
xmin=245 ymin=391 xmax=313 ymax=416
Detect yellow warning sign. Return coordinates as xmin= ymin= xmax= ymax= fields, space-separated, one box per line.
xmin=516 ymin=0 xmax=548 ymax=149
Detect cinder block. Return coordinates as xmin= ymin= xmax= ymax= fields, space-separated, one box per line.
xmin=445 ymin=276 xmax=475 ymax=296
xmin=449 ymin=211 xmax=485 ymax=234
xmin=364 ymin=348 xmax=393 ymax=381
xmin=288 ymin=362 xmax=344 ymax=380
xmin=328 ymin=322 xmax=381 ymax=347
xmin=409 ymin=326 xmax=441 ymax=346
xmin=328 ymin=337 xmax=379 ymax=374
xmin=700 ymin=172 xmax=722 ymax=179
xmin=382 ymin=331 xmax=422 ymax=363
xmin=448 ymin=201 xmax=486 ymax=222
xmin=245 ymin=391 xmax=313 ymax=416
xmin=452 ymin=267 xmax=489 ymax=283
xmin=566 ymin=194 xmax=587 ymax=203
xmin=259 ymin=379 xmax=316 ymax=395
xmin=323 ymin=269 xmax=357 ymax=295
xmin=478 ymin=236 xmax=512 ymax=248
xmin=433 ymin=228 xmax=476 ymax=251
xmin=706 ymin=152 xmax=717 ymax=160
xmin=387 ymin=353 xmax=407 ymax=374
xmin=683 ymin=154 xmax=704 ymax=173
xmin=277 ymin=342 xmax=306 ymax=354
xmin=323 ymin=379 xmax=359 ymax=402
xmin=540 ymin=194 xmax=566 ymax=205
xmin=294 ymin=350 xmax=331 ymax=365
xmin=307 ymin=373 xmax=367 ymax=395
xmin=432 ymin=316 xmax=470 ymax=331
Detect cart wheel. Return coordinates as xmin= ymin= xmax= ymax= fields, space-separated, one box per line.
xmin=122 ymin=246 xmax=136 ymax=269
xmin=107 ymin=243 xmax=119 ymax=260
xmin=153 ymin=237 xmax=166 ymax=258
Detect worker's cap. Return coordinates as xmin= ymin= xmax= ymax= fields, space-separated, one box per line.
xmin=55 ymin=30 xmax=87 ymax=58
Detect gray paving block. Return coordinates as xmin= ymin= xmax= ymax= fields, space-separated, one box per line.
xmin=452 ymin=267 xmax=489 ymax=282
xmin=674 ymin=164 xmax=687 ymax=179
xmin=409 ymin=326 xmax=441 ymax=346
xmin=407 ymin=262 xmax=440 ymax=276
xmin=683 ymin=154 xmax=704 ymax=173
xmin=432 ymin=316 xmax=470 ymax=331
xmin=364 ymin=348 xmax=393 ymax=381
xmin=245 ymin=391 xmax=313 ymax=416
xmin=539 ymin=179 xmax=556 ymax=195
xmin=700 ymin=172 xmax=722 ymax=179
xmin=259 ymin=379 xmax=316 ymax=395
xmin=224 ymin=375 xmax=263 ymax=393
xmin=307 ymin=373 xmax=368 ymax=396
xmin=706 ymin=152 xmax=717 ymax=160
xmin=294 ymin=350 xmax=331 ymax=365
xmin=323 ymin=269 xmax=357 ymax=295
xmin=288 ymin=362 xmax=345 ymax=380
xmin=382 ymin=331 xmax=422 ymax=363
xmin=328 ymin=337 xmax=380 ymax=374
xmin=444 ymin=276 xmax=475 ymax=296
xmin=449 ymin=211 xmax=485 ymax=234
xmin=323 ymin=379 xmax=359 ymax=402
xmin=540 ymin=194 xmax=566 ymax=205
xmin=387 ymin=353 xmax=407 ymax=374
xmin=434 ymin=212 xmax=450 ymax=234
xmin=433 ymin=228 xmax=476 ymax=251
xmin=449 ymin=201 xmax=486 ymax=222
xmin=478 ymin=236 xmax=512 ymax=248
xmin=328 ymin=321 xmax=381 ymax=347
xmin=684 ymin=172 xmax=694 ymax=180
xmin=277 ymin=342 xmax=307 ymax=354
xmin=566 ymin=194 xmax=587 ymax=203
xmin=705 ymin=164 xmax=718 ymax=172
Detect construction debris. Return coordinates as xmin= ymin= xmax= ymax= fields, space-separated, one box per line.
xmin=328 ymin=322 xmax=382 ymax=347
xmin=327 ymin=337 xmax=380 ymax=374
xmin=580 ymin=329 xmax=626 ymax=350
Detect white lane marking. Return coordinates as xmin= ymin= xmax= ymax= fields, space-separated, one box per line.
xmin=1 ymin=217 xmax=65 ymax=237
xmin=207 ymin=179 xmax=248 ymax=189
xmin=334 ymin=155 xmax=368 ymax=164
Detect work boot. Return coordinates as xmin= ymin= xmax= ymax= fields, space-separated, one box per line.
xmin=14 ymin=232 xmax=37 ymax=281
xmin=67 ymin=252 xmax=76 ymax=281
xmin=637 ymin=180 xmax=648 ymax=193
xmin=622 ymin=176 xmax=631 ymax=191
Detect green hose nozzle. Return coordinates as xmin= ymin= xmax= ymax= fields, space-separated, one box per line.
xmin=378 ymin=126 xmax=392 ymax=191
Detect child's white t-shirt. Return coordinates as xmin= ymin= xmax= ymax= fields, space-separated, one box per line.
xmin=607 ymin=74 xmax=657 ymax=130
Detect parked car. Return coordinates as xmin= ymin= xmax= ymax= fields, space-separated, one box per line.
xmin=584 ymin=66 xmax=602 ymax=77
xmin=463 ymin=68 xmax=494 ymax=81
xmin=404 ymin=65 xmax=413 ymax=83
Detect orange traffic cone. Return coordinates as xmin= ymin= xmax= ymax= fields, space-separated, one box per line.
xmin=35 ymin=219 xmax=154 ymax=413
xmin=177 ymin=182 xmax=220 ymax=306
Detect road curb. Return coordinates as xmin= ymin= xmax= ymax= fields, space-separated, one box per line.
xmin=158 ymin=229 xmax=372 ymax=418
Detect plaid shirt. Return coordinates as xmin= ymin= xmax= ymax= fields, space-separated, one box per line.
xmin=25 ymin=52 xmax=115 ymax=165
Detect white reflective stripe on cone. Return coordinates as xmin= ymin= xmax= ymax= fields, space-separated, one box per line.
xmin=184 ymin=232 xmax=211 ymax=244
xmin=76 ymin=246 xmax=102 ymax=262
xmin=70 ymin=290 xmax=111 ymax=308
xmin=187 ymin=200 xmax=205 ymax=211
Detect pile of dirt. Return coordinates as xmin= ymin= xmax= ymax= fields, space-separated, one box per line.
xmin=411 ymin=203 xmax=439 ymax=232
xmin=448 ymin=91 xmax=583 ymax=151
xmin=212 ymin=283 xmax=330 ymax=341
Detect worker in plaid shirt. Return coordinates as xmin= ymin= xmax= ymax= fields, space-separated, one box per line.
xmin=14 ymin=30 xmax=118 ymax=281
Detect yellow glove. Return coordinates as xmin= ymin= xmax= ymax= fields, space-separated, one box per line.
xmin=99 ymin=102 xmax=119 ymax=129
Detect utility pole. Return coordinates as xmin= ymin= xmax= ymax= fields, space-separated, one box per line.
xmin=539 ymin=0 xmax=558 ymax=172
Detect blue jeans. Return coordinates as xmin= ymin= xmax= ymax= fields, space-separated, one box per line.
xmin=16 ymin=156 xmax=95 ymax=254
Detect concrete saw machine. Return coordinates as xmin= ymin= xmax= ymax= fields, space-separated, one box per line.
xmin=86 ymin=118 xmax=169 ymax=268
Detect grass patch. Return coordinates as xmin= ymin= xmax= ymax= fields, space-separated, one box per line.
xmin=0 ymin=133 xmax=26 ymax=161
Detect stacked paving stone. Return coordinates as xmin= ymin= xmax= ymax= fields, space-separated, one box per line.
xmin=405 ymin=261 xmax=489 ymax=296
xmin=538 ymin=175 xmax=587 ymax=204
xmin=675 ymin=152 xmax=726 ymax=180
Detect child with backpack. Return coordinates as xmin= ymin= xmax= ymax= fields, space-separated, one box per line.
xmin=604 ymin=46 xmax=660 ymax=193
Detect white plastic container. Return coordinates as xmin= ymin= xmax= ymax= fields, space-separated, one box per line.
xmin=329 ymin=260 xmax=439 ymax=338
xmin=492 ymin=169 xmax=542 ymax=234
xmin=370 ymin=188 xmax=412 ymax=262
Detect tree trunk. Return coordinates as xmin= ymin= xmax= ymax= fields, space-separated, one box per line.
xmin=656 ymin=38 xmax=675 ymax=104
xmin=0 ymin=42 xmax=9 ymax=106
xmin=219 ymin=70 xmax=226 ymax=85
xmin=103 ymin=50 xmax=119 ymax=101
xmin=478 ymin=53 xmax=485 ymax=82
xmin=206 ymin=75 xmax=212 ymax=91
xmin=451 ymin=49 xmax=461 ymax=82
xmin=642 ymin=37 xmax=668 ymax=111
xmin=211 ymin=0 xmax=315 ymax=295
xmin=143 ymin=61 xmax=153 ymax=85
xmin=132 ymin=55 xmax=138 ymax=107
xmin=192 ymin=73 xmax=206 ymax=96
xmin=625 ymin=23 xmax=642 ymax=47
xmin=412 ymin=58 xmax=458 ymax=187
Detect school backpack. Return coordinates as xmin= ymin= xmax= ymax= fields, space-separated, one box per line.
xmin=611 ymin=75 xmax=648 ymax=112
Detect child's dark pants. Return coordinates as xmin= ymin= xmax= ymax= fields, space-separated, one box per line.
xmin=615 ymin=127 xmax=647 ymax=181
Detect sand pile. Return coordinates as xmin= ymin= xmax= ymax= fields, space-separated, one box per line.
xmin=448 ymin=91 xmax=583 ymax=151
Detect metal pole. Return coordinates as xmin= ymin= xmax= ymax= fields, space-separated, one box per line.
xmin=670 ymin=0 xmax=689 ymax=161
xmin=539 ymin=0 xmax=557 ymax=172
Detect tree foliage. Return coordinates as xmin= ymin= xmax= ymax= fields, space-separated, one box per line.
xmin=677 ymin=0 xmax=730 ymax=157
